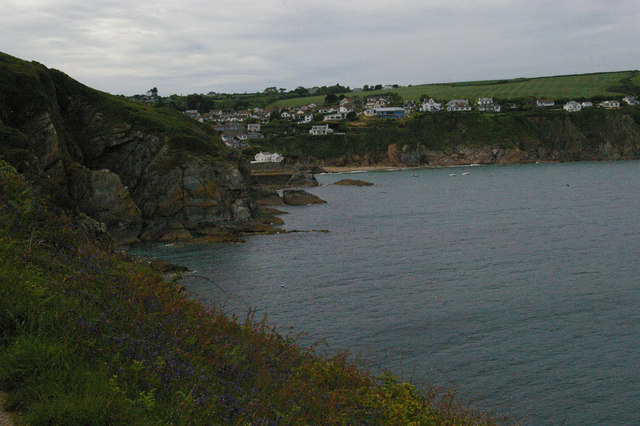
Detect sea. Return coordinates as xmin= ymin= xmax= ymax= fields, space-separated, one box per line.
xmin=129 ymin=161 xmax=640 ymax=425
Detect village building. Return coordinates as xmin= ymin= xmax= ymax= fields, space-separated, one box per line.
xmin=338 ymin=102 xmax=355 ymax=114
xmin=599 ymin=100 xmax=620 ymax=109
xmin=581 ymin=101 xmax=593 ymax=108
xmin=323 ymin=112 xmax=348 ymax=121
xmin=446 ymin=100 xmax=472 ymax=112
xmin=297 ymin=114 xmax=313 ymax=124
xmin=251 ymin=152 xmax=284 ymax=163
xmin=247 ymin=123 xmax=261 ymax=132
xmin=309 ymin=124 xmax=334 ymax=135
xmin=365 ymin=97 xmax=389 ymax=109
xmin=374 ymin=107 xmax=407 ymax=119
xmin=536 ymin=99 xmax=555 ymax=107
xmin=623 ymin=96 xmax=639 ymax=105
xmin=420 ymin=98 xmax=442 ymax=112
xmin=563 ymin=101 xmax=582 ymax=112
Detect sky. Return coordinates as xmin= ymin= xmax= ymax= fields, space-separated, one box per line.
xmin=2 ymin=0 xmax=639 ymax=96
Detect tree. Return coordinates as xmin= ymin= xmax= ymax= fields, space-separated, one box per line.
xmin=325 ymin=93 xmax=338 ymax=104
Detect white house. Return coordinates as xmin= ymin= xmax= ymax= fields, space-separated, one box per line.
xmin=599 ymin=100 xmax=620 ymax=109
xmin=563 ymin=101 xmax=582 ymax=112
xmin=323 ymin=112 xmax=347 ymax=121
xmin=446 ymin=99 xmax=472 ymax=112
xmin=251 ymin=152 xmax=284 ymax=163
xmin=297 ymin=114 xmax=313 ymax=124
xmin=623 ymin=96 xmax=638 ymax=105
xmin=309 ymin=124 xmax=333 ymax=135
xmin=338 ymin=103 xmax=355 ymax=114
xmin=536 ymin=99 xmax=555 ymax=107
xmin=477 ymin=97 xmax=494 ymax=106
xmin=581 ymin=101 xmax=593 ymax=108
xmin=420 ymin=98 xmax=442 ymax=112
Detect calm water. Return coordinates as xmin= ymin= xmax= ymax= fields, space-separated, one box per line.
xmin=130 ymin=161 xmax=640 ymax=424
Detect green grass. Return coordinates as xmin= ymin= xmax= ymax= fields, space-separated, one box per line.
xmin=0 ymin=161 xmax=504 ymax=424
xmin=271 ymin=71 xmax=637 ymax=107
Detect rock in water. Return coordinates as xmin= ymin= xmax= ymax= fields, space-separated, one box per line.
xmin=333 ymin=179 xmax=374 ymax=186
xmin=286 ymin=172 xmax=319 ymax=187
xmin=282 ymin=189 xmax=326 ymax=205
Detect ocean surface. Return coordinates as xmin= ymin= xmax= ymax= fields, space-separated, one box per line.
xmin=129 ymin=161 xmax=640 ymax=424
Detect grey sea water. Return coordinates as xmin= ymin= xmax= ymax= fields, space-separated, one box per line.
xmin=130 ymin=161 xmax=640 ymax=424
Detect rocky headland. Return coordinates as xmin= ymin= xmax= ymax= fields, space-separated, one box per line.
xmin=0 ymin=52 xmax=268 ymax=245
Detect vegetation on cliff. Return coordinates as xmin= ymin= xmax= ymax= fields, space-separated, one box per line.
xmin=259 ymin=108 xmax=640 ymax=166
xmin=0 ymin=162 xmax=501 ymax=424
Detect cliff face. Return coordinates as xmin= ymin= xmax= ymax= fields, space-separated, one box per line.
xmin=269 ymin=110 xmax=640 ymax=168
xmin=0 ymin=52 xmax=258 ymax=244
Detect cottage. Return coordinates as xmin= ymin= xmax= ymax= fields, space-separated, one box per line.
xmin=297 ymin=114 xmax=313 ymax=124
xmin=247 ymin=123 xmax=261 ymax=132
xmin=251 ymin=152 xmax=284 ymax=163
xmin=309 ymin=124 xmax=334 ymax=135
xmin=339 ymin=103 xmax=355 ymax=114
xmin=599 ymin=100 xmax=620 ymax=109
xmin=477 ymin=97 xmax=494 ymax=106
xmin=563 ymin=101 xmax=582 ymax=112
xmin=446 ymin=100 xmax=472 ymax=112
xmin=374 ymin=107 xmax=407 ymax=119
xmin=581 ymin=101 xmax=593 ymax=108
xmin=420 ymin=98 xmax=442 ymax=112
xmin=623 ymin=96 xmax=639 ymax=105
xmin=323 ymin=112 xmax=347 ymax=121
xmin=536 ymin=99 xmax=555 ymax=107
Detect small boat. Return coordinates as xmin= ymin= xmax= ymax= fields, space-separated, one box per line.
xmin=462 ymin=172 xmax=470 ymax=176
xmin=412 ymin=173 xmax=419 ymax=177
xmin=449 ymin=173 xmax=456 ymax=176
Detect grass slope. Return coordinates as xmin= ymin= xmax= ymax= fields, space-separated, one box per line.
xmin=271 ymin=71 xmax=637 ymax=107
xmin=0 ymin=162 xmax=503 ymax=424
xmin=0 ymin=51 xmax=225 ymax=167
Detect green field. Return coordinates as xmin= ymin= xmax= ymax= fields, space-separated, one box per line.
xmin=271 ymin=71 xmax=637 ymax=107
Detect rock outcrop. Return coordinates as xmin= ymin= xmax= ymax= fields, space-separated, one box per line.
xmin=0 ymin=52 xmax=260 ymax=244
xmin=282 ymin=189 xmax=326 ymax=206
xmin=333 ymin=179 xmax=374 ymax=186
xmin=285 ymin=171 xmax=319 ymax=187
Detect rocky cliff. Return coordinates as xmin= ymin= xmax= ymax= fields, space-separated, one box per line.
xmin=0 ymin=52 xmax=258 ymax=244
xmin=265 ymin=109 xmax=640 ymax=168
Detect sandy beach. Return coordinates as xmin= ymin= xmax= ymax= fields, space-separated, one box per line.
xmin=321 ymin=165 xmax=417 ymax=173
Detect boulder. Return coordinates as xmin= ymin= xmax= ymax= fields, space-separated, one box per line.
xmin=282 ymin=189 xmax=326 ymax=206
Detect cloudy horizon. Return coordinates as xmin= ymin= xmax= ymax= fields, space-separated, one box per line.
xmin=2 ymin=0 xmax=639 ymax=96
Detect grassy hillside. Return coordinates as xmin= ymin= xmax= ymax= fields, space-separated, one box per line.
xmin=0 ymin=161 xmax=501 ymax=423
xmin=0 ymin=51 xmax=225 ymax=169
xmin=271 ymin=71 xmax=638 ymax=107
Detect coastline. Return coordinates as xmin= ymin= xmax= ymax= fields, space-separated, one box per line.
xmin=321 ymin=164 xmax=417 ymax=173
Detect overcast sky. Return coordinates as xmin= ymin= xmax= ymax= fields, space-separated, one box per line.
xmin=2 ymin=0 xmax=639 ymax=96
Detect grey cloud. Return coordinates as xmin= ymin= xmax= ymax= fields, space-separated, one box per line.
xmin=1 ymin=0 xmax=638 ymax=95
